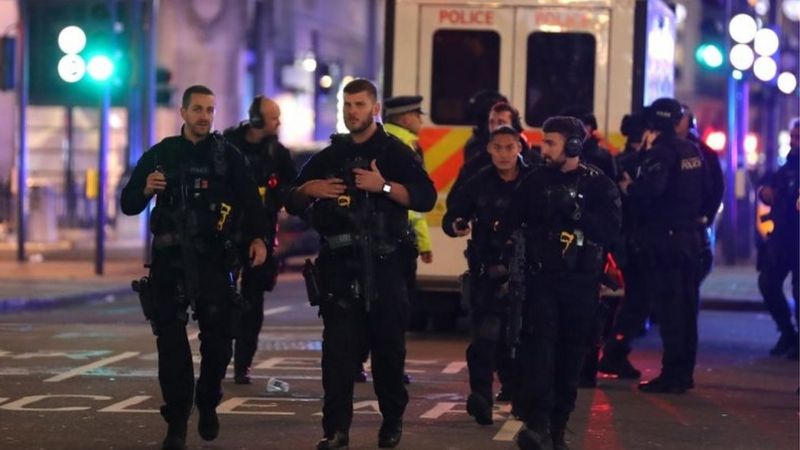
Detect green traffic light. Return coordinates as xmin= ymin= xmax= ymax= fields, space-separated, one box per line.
xmin=87 ymin=55 xmax=114 ymax=81
xmin=696 ymin=44 xmax=724 ymax=69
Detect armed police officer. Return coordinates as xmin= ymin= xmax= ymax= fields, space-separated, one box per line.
xmin=618 ymin=98 xmax=707 ymax=394
xmin=285 ymin=79 xmax=436 ymax=450
xmin=223 ymin=95 xmax=298 ymax=384
xmin=443 ymin=125 xmax=532 ymax=426
xmin=121 ymin=85 xmax=269 ymax=450
xmin=498 ymin=117 xmax=621 ymax=450
xmin=757 ymin=118 xmax=799 ymax=359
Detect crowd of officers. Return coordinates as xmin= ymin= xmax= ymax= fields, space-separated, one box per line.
xmin=119 ymin=78 xmax=800 ymax=450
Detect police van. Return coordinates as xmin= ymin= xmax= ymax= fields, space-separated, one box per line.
xmin=383 ymin=0 xmax=677 ymax=330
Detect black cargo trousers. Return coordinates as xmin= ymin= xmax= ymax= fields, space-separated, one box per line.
xmin=150 ymin=252 xmax=236 ymax=425
xmin=233 ymin=246 xmax=278 ymax=373
xmin=316 ymin=249 xmax=410 ymax=436
xmin=639 ymin=226 xmax=702 ymax=385
xmin=466 ymin=275 xmax=515 ymax=405
xmin=513 ymin=271 xmax=599 ymax=431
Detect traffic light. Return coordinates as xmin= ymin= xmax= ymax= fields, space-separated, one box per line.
xmin=27 ymin=0 xmax=129 ymax=106
xmin=695 ymin=8 xmax=727 ymax=96
xmin=695 ymin=43 xmax=724 ymax=69
xmin=156 ymin=66 xmax=174 ymax=106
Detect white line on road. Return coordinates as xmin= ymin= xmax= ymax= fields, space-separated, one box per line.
xmin=493 ymin=418 xmax=523 ymax=441
xmin=44 ymin=352 xmax=140 ymax=382
xmin=264 ymin=305 xmax=293 ymax=316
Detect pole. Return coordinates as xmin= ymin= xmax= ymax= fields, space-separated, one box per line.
xmin=96 ymin=82 xmax=110 ymax=275
xmin=16 ymin=0 xmax=28 ymax=263
xmin=65 ymin=106 xmax=77 ymax=227
xmin=142 ymin=0 xmax=158 ymax=263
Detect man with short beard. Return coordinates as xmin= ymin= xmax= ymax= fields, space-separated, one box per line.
xmin=121 ymin=85 xmax=269 ymax=450
xmin=495 ymin=116 xmax=621 ymax=450
xmin=285 ymin=79 xmax=436 ymax=450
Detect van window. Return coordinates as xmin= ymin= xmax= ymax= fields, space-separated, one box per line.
xmin=525 ymin=32 xmax=596 ymax=127
xmin=431 ymin=30 xmax=500 ymax=125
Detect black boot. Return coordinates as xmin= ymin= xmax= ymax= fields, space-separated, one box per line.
xmin=598 ymin=354 xmax=641 ymax=379
xmin=316 ymin=432 xmax=349 ymax=450
xmin=198 ymin=407 xmax=220 ymax=441
xmin=770 ymin=331 xmax=799 ymax=356
xmin=517 ymin=422 xmax=553 ymax=450
xmin=495 ymin=387 xmax=513 ymax=402
xmin=638 ymin=375 xmax=689 ymax=394
xmin=378 ymin=419 xmax=403 ymax=448
xmin=466 ymin=393 xmax=494 ymax=425
xmin=234 ymin=366 xmax=252 ymax=384
xmin=161 ymin=421 xmax=187 ymax=450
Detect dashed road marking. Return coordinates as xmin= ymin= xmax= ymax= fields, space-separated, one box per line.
xmin=44 ymin=351 xmax=140 ymax=382
xmin=264 ymin=305 xmax=293 ymax=316
xmin=493 ymin=418 xmax=523 ymax=442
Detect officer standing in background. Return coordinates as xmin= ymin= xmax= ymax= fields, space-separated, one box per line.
xmin=285 ymin=79 xmax=436 ymax=450
xmin=450 ymin=101 xmax=536 ymax=206
xmin=121 ymin=85 xmax=269 ymax=450
xmin=676 ymin=103 xmax=725 ymax=282
xmin=598 ymin=112 xmax=650 ymax=379
xmin=618 ymin=98 xmax=707 ymax=394
xmin=560 ymin=106 xmax=616 ymax=179
xmin=498 ymin=117 xmax=621 ymax=450
xmin=223 ymin=95 xmax=298 ymax=384
xmin=757 ymin=119 xmax=799 ymax=360
xmin=463 ymin=90 xmax=509 ymax=162
xmin=442 ymin=125 xmax=533 ymax=426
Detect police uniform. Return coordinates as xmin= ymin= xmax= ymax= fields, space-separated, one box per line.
xmin=121 ymin=128 xmax=268 ymax=444
xmin=383 ymin=95 xmax=433 ymax=301
xmin=286 ymin=124 xmax=436 ymax=448
xmin=626 ymin=98 xmax=707 ymax=393
xmin=443 ymin=156 xmax=532 ymax=424
xmin=223 ymin=120 xmax=297 ymax=383
xmin=757 ymin=145 xmax=799 ymax=358
xmin=598 ymin=114 xmax=650 ymax=379
xmin=502 ymin=157 xmax=621 ymax=449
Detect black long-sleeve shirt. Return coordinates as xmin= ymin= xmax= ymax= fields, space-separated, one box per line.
xmin=497 ymin=163 xmax=621 ymax=272
xmin=120 ymin=131 xmax=269 ymax=245
xmin=286 ymin=125 xmax=436 ymax=238
xmin=224 ymin=124 xmax=297 ymax=247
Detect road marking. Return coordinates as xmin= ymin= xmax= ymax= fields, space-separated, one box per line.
xmin=493 ymin=418 xmax=523 ymax=441
xmin=442 ymin=361 xmax=467 ymax=374
xmin=264 ymin=305 xmax=293 ymax=316
xmin=44 ymin=352 xmax=140 ymax=382
xmin=98 ymin=395 xmax=158 ymax=413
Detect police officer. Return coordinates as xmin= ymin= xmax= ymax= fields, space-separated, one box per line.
xmin=757 ymin=119 xmax=799 ymax=359
xmin=560 ymin=106 xmax=616 ymax=179
xmin=463 ymin=90 xmax=509 ymax=162
xmin=442 ymin=125 xmax=532 ymax=425
xmin=597 ymin=112 xmax=650 ymax=379
xmin=499 ymin=117 xmax=621 ymax=450
xmin=450 ymin=101 xmax=537 ymax=207
xmin=223 ymin=95 xmax=298 ymax=384
xmin=618 ymin=98 xmax=706 ymax=394
xmin=121 ymin=85 xmax=269 ymax=450
xmin=676 ymin=103 xmax=725 ymax=282
xmin=285 ymin=79 xmax=436 ymax=450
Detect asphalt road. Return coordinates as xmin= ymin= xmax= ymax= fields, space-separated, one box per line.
xmin=0 ymin=276 xmax=797 ymax=450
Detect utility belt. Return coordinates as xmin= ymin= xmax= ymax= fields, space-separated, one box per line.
xmin=527 ymin=229 xmax=604 ymax=274
xmin=320 ymin=232 xmax=406 ymax=256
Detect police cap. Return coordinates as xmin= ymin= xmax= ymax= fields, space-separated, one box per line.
xmin=383 ymin=95 xmax=424 ymax=117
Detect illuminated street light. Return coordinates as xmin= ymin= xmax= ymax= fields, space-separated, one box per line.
xmin=753 ymin=56 xmax=777 ymax=81
xmin=57 ymin=54 xmax=86 ymax=83
xmin=728 ymin=14 xmax=758 ymax=43
xmin=777 ymin=72 xmax=798 ymax=94
xmin=753 ymin=28 xmax=779 ymax=56
xmin=58 ymin=26 xmax=86 ymax=54
xmin=729 ymin=44 xmax=755 ymax=71
xmin=732 ymin=70 xmax=743 ymax=80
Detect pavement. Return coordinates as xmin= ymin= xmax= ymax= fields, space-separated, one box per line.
xmin=0 ymin=248 xmax=780 ymax=314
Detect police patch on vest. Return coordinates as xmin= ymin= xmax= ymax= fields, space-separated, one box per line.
xmin=681 ymin=157 xmax=702 ymax=170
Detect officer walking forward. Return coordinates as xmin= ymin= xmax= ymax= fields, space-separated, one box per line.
xmin=121 ymin=85 xmax=269 ymax=450
xmin=224 ymin=95 xmax=298 ymax=384
xmin=498 ymin=117 xmax=621 ymax=450
xmin=442 ymin=125 xmax=532 ymax=425
xmin=285 ymin=79 xmax=436 ymax=450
